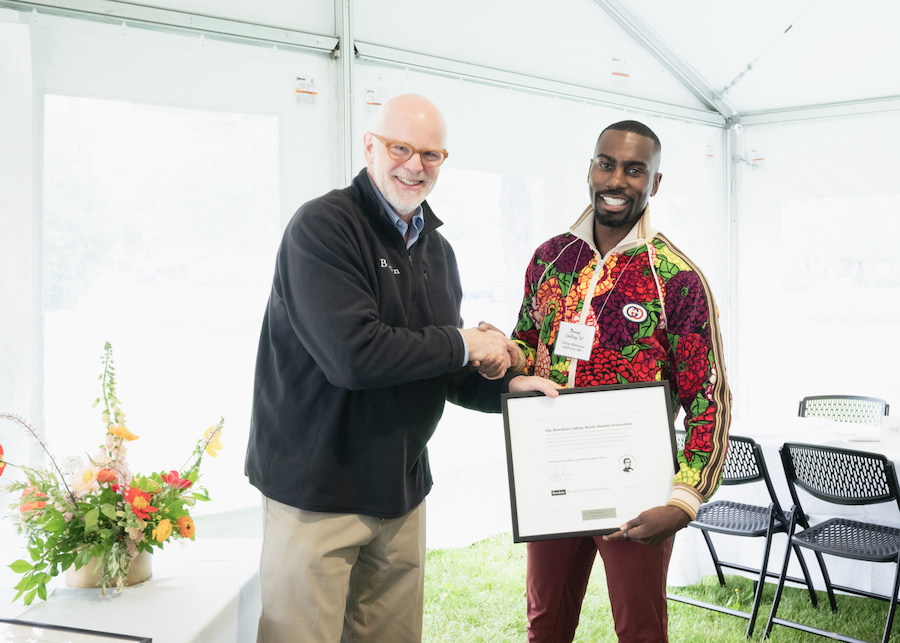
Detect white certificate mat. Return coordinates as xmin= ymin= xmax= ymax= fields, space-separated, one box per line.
xmin=502 ymin=381 xmax=677 ymax=542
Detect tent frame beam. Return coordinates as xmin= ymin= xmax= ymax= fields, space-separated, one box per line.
xmin=0 ymin=0 xmax=339 ymax=53
xmin=593 ymin=0 xmax=739 ymax=122
xmin=354 ymin=41 xmax=724 ymax=126
xmin=742 ymin=96 xmax=900 ymax=126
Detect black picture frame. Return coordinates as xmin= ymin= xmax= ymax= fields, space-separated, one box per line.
xmin=0 ymin=618 xmax=152 ymax=642
xmin=502 ymin=380 xmax=677 ymax=542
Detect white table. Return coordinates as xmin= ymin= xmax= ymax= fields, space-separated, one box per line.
xmin=668 ymin=416 xmax=900 ymax=597
xmin=0 ymin=537 xmax=262 ymax=643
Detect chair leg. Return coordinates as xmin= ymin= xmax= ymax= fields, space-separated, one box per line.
xmin=880 ymin=553 xmax=900 ymax=643
xmin=790 ymin=542 xmax=819 ymax=608
xmin=812 ymin=549 xmax=837 ymax=612
xmin=700 ymin=529 xmax=726 ymax=586
xmin=763 ymin=517 xmax=798 ymax=639
xmin=746 ymin=511 xmax=778 ymax=638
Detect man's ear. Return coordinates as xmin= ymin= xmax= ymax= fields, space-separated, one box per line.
xmin=363 ymin=132 xmax=375 ymax=164
xmin=650 ymin=172 xmax=663 ymax=197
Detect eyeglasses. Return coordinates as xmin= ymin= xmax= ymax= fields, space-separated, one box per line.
xmin=370 ymin=133 xmax=448 ymax=167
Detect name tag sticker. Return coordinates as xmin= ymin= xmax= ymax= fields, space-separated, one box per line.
xmin=555 ymin=322 xmax=595 ymax=361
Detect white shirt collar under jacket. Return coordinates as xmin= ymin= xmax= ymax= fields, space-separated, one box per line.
xmin=568 ymin=204 xmax=658 ymax=261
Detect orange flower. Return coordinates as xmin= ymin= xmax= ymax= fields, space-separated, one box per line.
xmin=0 ymin=443 xmax=5 ymax=478
xmin=124 ymin=487 xmax=159 ymax=520
xmin=153 ymin=518 xmax=173 ymax=542
xmin=108 ymin=425 xmax=139 ymax=441
xmin=20 ymin=486 xmax=48 ymax=513
xmin=97 ymin=468 xmax=118 ymax=484
xmin=177 ymin=515 xmax=195 ymax=538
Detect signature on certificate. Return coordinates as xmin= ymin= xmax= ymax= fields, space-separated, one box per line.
xmin=547 ymin=463 xmax=574 ymax=481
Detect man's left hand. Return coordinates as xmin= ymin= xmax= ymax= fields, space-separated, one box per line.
xmin=602 ymin=505 xmax=691 ymax=546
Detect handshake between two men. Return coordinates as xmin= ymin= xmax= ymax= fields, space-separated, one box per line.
xmin=458 ymin=323 xmax=561 ymax=398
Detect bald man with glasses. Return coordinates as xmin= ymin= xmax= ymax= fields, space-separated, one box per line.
xmin=246 ymin=93 xmax=555 ymax=642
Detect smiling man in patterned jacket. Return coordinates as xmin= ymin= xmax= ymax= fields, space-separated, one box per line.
xmin=509 ymin=120 xmax=732 ymax=642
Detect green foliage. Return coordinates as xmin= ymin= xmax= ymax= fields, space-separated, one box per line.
xmin=657 ymin=257 xmax=680 ymax=281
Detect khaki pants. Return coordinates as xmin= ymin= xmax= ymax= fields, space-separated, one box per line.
xmin=256 ymin=495 xmax=426 ymax=643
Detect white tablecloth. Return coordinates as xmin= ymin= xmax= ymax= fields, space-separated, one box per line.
xmin=668 ymin=416 xmax=900 ymax=596
xmin=0 ymin=537 xmax=262 ymax=643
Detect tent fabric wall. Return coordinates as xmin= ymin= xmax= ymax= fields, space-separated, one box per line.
xmin=735 ymin=113 xmax=900 ymax=418
xmin=2 ymin=0 xmax=897 ymax=547
xmin=0 ymin=10 xmax=340 ymax=512
xmin=0 ymin=4 xmax=729 ymax=548
xmin=0 ymin=17 xmax=38 ymax=478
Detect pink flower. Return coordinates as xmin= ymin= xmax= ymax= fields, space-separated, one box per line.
xmin=164 ymin=470 xmax=192 ymax=489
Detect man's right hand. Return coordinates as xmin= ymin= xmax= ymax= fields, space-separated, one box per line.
xmin=459 ymin=325 xmax=514 ymax=379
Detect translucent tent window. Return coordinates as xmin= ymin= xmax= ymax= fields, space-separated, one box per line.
xmin=735 ymin=114 xmax=900 ymax=419
xmin=42 ymin=95 xmax=279 ymax=511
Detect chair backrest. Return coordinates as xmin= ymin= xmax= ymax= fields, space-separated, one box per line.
xmin=798 ymin=395 xmax=889 ymax=426
xmin=780 ymin=442 xmax=900 ymax=512
xmin=690 ymin=432 xmax=788 ymax=520
xmin=721 ymin=435 xmax=767 ymax=485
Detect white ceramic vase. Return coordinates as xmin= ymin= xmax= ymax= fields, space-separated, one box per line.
xmin=65 ymin=550 xmax=152 ymax=588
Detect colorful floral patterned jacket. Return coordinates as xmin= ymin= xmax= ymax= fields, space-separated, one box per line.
xmin=512 ymin=205 xmax=731 ymax=518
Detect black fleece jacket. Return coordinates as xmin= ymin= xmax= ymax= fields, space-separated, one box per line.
xmin=245 ymin=168 xmax=505 ymax=518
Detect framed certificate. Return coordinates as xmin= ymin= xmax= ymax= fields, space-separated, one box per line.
xmin=502 ymin=380 xmax=678 ymax=542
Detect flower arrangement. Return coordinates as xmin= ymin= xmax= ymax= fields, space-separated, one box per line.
xmin=0 ymin=342 xmax=224 ymax=604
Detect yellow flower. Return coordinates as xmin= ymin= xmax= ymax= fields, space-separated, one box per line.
xmin=204 ymin=426 xmax=223 ymax=457
xmin=109 ymin=424 xmax=139 ymax=441
xmin=153 ymin=518 xmax=173 ymax=542
xmin=177 ymin=515 xmax=195 ymax=538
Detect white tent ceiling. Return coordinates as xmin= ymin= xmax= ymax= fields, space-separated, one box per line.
xmin=618 ymin=0 xmax=900 ymax=117
xmin=5 ymin=0 xmax=899 ymax=125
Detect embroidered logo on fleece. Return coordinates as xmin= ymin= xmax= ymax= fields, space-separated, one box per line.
xmin=379 ymin=258 xmax=401 ymax=275
xmin=622 ymin=303 xmax=647 ymax=323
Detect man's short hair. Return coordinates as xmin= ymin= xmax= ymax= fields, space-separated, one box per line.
xmin=599 ymin=120 xmax=661 ymax=155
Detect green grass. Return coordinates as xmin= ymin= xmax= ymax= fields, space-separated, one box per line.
xmin=424 ymin=533 xmax=899 ymax=642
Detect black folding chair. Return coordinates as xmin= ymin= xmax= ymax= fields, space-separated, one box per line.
xmin=763 ymin=443 xmax=900 ymax=643
xmin=798 ymin=395 xmax=889 ymax=427
xmin=668 ymin=434 xmax=818 ymax=637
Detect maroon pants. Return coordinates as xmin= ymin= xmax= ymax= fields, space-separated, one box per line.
xmin=526 ymin=536 xmax=673 ymax=643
